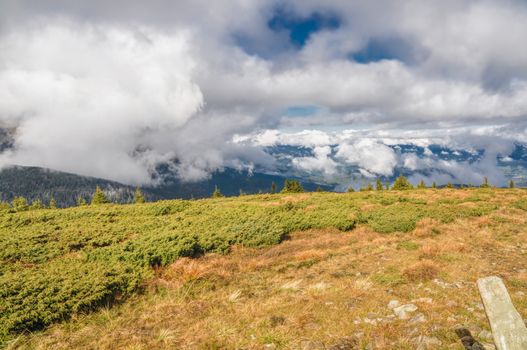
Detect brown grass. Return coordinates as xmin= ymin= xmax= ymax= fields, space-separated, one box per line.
xmin=8 ymin=189 xmax=527 ymax=349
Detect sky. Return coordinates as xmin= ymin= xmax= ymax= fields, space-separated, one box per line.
xmin=0 ymin=0 xmax=527 ymax=186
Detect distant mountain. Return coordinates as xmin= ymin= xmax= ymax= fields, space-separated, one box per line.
xmin=0 ymin=165 xmax=329 ymax=207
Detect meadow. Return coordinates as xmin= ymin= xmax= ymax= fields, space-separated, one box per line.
xmin=1 ymin=188 xmax=527 ymax=349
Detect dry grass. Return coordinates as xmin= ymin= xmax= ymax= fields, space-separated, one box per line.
xmin=6 ymin=189 xmax=527 ymax=349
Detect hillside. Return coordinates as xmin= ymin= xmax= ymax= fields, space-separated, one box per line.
xmin=0 ymin=166 xmax=328 ymax=207
xmin=2 ymin=189 xmax=527 ymax=349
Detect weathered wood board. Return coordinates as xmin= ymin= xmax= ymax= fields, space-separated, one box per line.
xmin=477 ymin=276 xmax=527 ymax=350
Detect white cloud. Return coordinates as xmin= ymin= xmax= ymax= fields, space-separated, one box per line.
xmin=336 ymin=139 xmax=397 ymax=177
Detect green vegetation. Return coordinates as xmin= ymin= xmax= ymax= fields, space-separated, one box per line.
xmin=212 ymin=185 xmax=223 ymax=198
xmin=0 ymin=188 xmax=522 ymax=346
xmin=134 ymin=188 xmax=146 ymax=203
xmin=91 ymin=186 xmax=109 ymax=205
xmin=281 ymin=179 xmax=304 ymax=193
xmin=392 ymin=175 xmax=413 ymax=190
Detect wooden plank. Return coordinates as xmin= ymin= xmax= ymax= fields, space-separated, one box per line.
xmin=477 ymin=276 xmax=527 ymax=350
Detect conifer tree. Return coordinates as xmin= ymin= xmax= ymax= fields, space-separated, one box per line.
xmin=376 ymin=179 xmax=383 ymax=191
xmin=481 ymin=176 xmax=490 ymax=188
xmin=30 ymin=199 xmax=44 ymax=210
xmin=392 ymin=175 xmax=413 ymax=190
xmin=360 ymin=183 xmax=374 ymax=191
xmin=446 ymin=183 xmax=454 ymax=189
xmin=12 ymin=196 xmax=28 ymax=211
xmin=91 ymin=186 xmax=109 ymax=205
xmin=417 ymin=180 xmax=426 ymax=189
xmin=281 ymin=179 xmax=304 ymax=193
xmin=270 ymin=181 xmax=277 ymax=194
xmin=385 ymin=183 xmax=390 ymax=190
xmin=134 ymin=188 xmax=146 ymax=203
xmin=432 ymin=181 xmax=437 ymax=189
xmin=49 ymin=197 xmax=57 ymax=209
xmin=316 ymin=186 xmax=323 ymax=192
xmin=347 ymin=186 xmax=355 ymax=193
xmin=77 ymin=196 xmax=87 ymax=206
xmin=509 ymin=180 xmax=515 ymax=188
xmin=212 ymin=185 xmax=223 ymax=198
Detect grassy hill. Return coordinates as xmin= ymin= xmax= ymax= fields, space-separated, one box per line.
xmin=2 ymin=188 xmax=527 ymax=349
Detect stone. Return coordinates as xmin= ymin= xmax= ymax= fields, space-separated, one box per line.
xmin=263 ymin=344 xmax=277 ymax=350
xmin=393 ymin=303 xmax=418 ymax=319
xmin=409 ymin=313 xmax=427 ymax=324
xmin=388 ymin=300 xmax=400 ymax=309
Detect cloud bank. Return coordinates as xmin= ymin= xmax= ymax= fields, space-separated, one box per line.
xmin=0 ymin=0 xmax=526 ymax=184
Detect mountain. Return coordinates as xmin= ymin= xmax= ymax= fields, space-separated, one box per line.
xmin=0 ymin=165 xmax=329 ymax=207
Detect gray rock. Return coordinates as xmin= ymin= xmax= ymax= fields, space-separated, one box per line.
xmin=393 ymin=303 xmax=418 ymax=319
xmin=410 ymin=313 xmax=427 ymax=324
xmin=387 ymin=300 xmax=400 ymax=309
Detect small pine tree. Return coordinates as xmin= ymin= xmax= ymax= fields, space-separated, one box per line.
xmin=446 ymin=183 xmax=454 ymax=189
xmin=316 ymin=186 xmax=323 ymax=192
xmin=417 ymin=180 xmax=426 ymax=189
xmin=91 ymin=186 xmax=109 ymax=205
xmin=77 ymin=196 xmax=87 ymax=206
xmin=509 ymin=180 xmax=515 ymax=188
xmin=385 ymin=183 xmax=390 ymax=190
xmin=49 ymin=197 xmax=57 ymax=209
xmin=392 ymin=175 xmax=413 ymax=190
xmin=376 ymin=179 xmax=383 ymax=191
xmin=481 ymin=176 xmax=490 ymax=188
xmin=212 ymin=185 xmax=223 ymax=198
xmin=281 ymin=179 xmax=304 ymax=193
xmin=0 ymin=201 xmax=10 ymax=211
xmin=347 ymin=186 xmax=355 ymax=193
xmin=432 ymin=181 xmax=437 ymax=189
xmin=12 ymin=196 xmax=28 ymax=211
xmin=271 ymin=182 xmax=277 ymax=194
xmin=360 ymin=183 xmax=374 ymax=192
xmin=30 ymin=199 xmax=44 ymax=210
xmin=134 ymin=188 xmax=146 ymax=203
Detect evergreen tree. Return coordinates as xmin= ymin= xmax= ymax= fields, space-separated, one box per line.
xmin=385 ymin=183 xmax=390 ymax=190
xmin=270 ymin=181 xmax=277 ymax=194
xmin=432 ymin=181 xmax=437 ymax=189
xmin=347 ymin=186 xmax=355 ymax=193
xmin=417 ymin=180 xmax=427 ymax=189
xmin=316 ymin=186 xmax=323 ymax=192
xmin=446 ymin=183 xmax=454 ymax=189
xmin=12 ymin=196 xmax=28 ymax=211
xmin=91 ymin=186 xmax=109 ymax=205
xmin=134 ymin=188 xmax=146 ymax=203
xmin=49 ymin=197 xmax=57 ymax=209
xmin=392 ymin=175 xmax=413 ymax=190
xmin=281 ymin=179 xmax=304 ymax=193
xmin=30 ymin=199 xmax=44 ymax=210
xmin=509 ymin=180 xmax=515 ymax=188
xmin=0 ymin=201 xmax=10 ymax=211
xmin=360 ymin=183 xmax=374 ymax=192
xmin=376 ymin=179 xmax=383 ymax=191
xmin=481 ymin=176 xmax=490 ymax=188
xmin=212 ymin=185 xmax=223 ymax=198
xmin=77 ymin=196 xmax=87 ymax=206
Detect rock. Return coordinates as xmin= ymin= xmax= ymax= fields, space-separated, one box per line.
xmin=363 ymin=317 xmax=377 ymax=326
xmin=409 ymin=313 xmax=427 ymax=324
xmin=388 ymin=300 xmax=400 ymax=309
xmin=433 ymin=279 xmax=451 ymax=289
xmin=393 ymin=303 xmax=418 ymax=320
xmin=412 ymin=297 xmax=433 ymax=304
xmin=263 ymin=344 xmax=277 ymax=350
xmin=413 ymin=336 xmax=442 ymax=350
xmin=481 ymin=343 xmax=496 ymax=350
xmin=300 ymin=340 xmax=325 ymax=350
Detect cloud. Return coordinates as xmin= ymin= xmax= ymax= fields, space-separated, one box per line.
xmin=292 ymin=146 xmax=337 ymax=175
xmin=0 ymin=1 xmax=527 ymax=185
